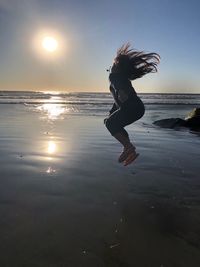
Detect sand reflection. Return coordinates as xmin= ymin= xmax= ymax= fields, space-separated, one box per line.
xmin=45 ymin=140 xmax=57 ymax=173
xmin=43 ymin=140 xmax=58 ymax=162
xmin=47 ymin=140 xmax=56 ymax=154
xmin=46 ymin=166 xmax=56 ymax=174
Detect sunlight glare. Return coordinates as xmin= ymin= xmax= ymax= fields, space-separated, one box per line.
xmin=48 ymin=141 xmax=56 ymax=154
xmin=37 ymin=102 xmax=68 ymax=120
xmin=43 ymin=104 xmax=66 ymax=118
xmin=33 ymin=29 xmax=66 ymax=59
xmin=42 ymin=36 xmax=58 ymax=52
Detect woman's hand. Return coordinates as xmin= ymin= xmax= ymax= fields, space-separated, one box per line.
xmin=104 ymin=117 xmax=108 ymax=124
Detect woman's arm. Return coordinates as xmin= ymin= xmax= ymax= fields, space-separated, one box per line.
xmin=112 ymin=76 xmax=132 ymax=103
xmin=109 ymin=103 xmax=118 ymax=115
xmin=110 ymin=85 xmax=120 ymax=107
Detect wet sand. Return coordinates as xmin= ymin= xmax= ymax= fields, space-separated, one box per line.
xmin=0 ymin=104 xmax=200 ymax=267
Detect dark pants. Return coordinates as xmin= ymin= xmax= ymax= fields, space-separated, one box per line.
xmin=104 ymin=97 xmax=145 ymax=137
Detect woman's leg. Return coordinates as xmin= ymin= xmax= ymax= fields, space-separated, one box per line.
xmin=114 ymin=132 xmax=137 ymax=163
xmin=113 ymin=132 xmax=132 ymax=148
xmin=120 ymin=128 xmax=129 ymax=139
xmin=105 ymin=109 xmax=138 ymax=164
xmin=105 ymin=108 xmax=134 ymax=145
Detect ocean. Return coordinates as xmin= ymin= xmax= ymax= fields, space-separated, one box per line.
xmin=0 ymin=91 xmax=200 ymax=117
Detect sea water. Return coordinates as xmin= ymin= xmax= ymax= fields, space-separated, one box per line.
xmin=0 ymin=91 xmax=199 ymax=118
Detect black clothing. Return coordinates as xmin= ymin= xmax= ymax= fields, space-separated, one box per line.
xmin=104 ymin=73 xmax=145 ymax=136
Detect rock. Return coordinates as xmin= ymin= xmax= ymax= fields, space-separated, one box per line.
xmin=153 ymin=108 xmax=200 ymax=131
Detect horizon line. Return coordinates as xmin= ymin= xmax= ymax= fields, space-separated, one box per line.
xmin=0 ymin=90 xmax=199 ymax=95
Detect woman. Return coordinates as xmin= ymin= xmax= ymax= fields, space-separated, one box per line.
xmin=104 ymin=43 xmax=160 ymax=166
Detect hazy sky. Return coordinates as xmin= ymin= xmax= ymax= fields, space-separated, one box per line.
xmin=0 ymin=0 xmax=199 ymax=93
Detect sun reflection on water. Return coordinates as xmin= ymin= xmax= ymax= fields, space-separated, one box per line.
xmin=39 ymin=103 xmax=68 ymax=120
xmin=37 ymin=96 xmax=69 ymax=120
xmin=47 ymin=141 xmax=56 ymax=154
xmin=46 ymin=166 xmax=56 ymax=174
xmin=35 ymin=96 xmax=72 ymax=174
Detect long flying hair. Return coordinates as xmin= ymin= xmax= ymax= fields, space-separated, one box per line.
xmin=114 ymin=43 xmax=160 ymax=80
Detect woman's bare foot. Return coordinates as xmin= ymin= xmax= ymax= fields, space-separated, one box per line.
xmin=123 ymin=151 xmax=139 ymax=166
xmin=118 ymin=143 xmax=135 ymax=163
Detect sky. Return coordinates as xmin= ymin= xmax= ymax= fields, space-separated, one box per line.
xmin=0 ymin=0 xmax=200 ymax=93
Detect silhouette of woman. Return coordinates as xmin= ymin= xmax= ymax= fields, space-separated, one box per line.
xmin=104 ymin=43 xmax=160 ymax=166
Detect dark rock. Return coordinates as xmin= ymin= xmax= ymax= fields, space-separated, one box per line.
xmin=153 ymin=108 xmax=200 ymax=131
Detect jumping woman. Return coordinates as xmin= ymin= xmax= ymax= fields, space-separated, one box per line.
xmin=104 ymin=43 xmax=160 ymax=166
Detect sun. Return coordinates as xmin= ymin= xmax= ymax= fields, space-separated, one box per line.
xmin=42 ymin=36 xmax=58 ymax=52
xmin=32 ymin=29 xmax=66 ymax=59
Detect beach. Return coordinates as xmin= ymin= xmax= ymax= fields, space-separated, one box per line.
xmin=0 ymin=93 xmax=200 ymax=267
